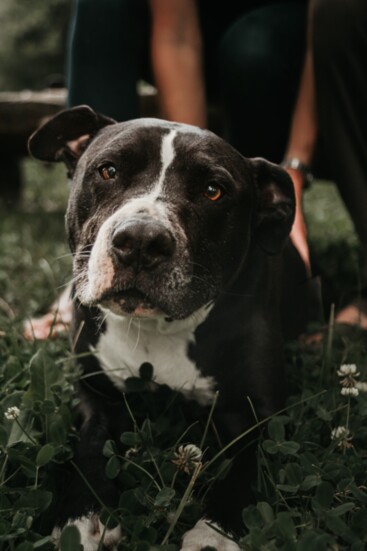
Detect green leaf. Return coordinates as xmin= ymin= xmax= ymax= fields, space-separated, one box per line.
xmin=140 ymin=419 xmax=154 ymax=446
xmin=350 ymin=508 xmax=367 ymax=538
xmin=315 ymin=481 xmax=334 ymax=509
xmin=262 ymin=439 xmax=300 ymax=456
xmin=33 ymin=536 xmax=54 ymax=548
xmin=119 ymin=489 xmax=141 ymax=513
xmin=103 ymin=439 xmax=117 ymax=458
xmin=268 ymin=418 xmax=285 ymax=442
xmin=278 ymin=441 xmax=300 ymax=456
xmin=275 ymin=512 xmax=296 ymax=540
xmin=324 ymin=515 xmax=354 ymax=541
xmin=154 ymin=487 xmax=176 ymax=507
xmin=15 ymin=543 xmax=34 ymax=551
xmin=105 ymin=455 xmax=121 ymax=479
xmin=216 ymin=458 xmax=233 ymax=481
xmin=7 ymin=410 xmax=36 ymax=446
xmin=49 ymin=417 xmax=67 ymax=445
xmin=99 ymin=508 xmax=120 ymax=529
xmin=60 ymin=525 xmax=81 ymax=551
xmin=120 ymin=431 xmax=141 ymax=447
xmin=297 ymin=531 xmax=336 ymax=551
xmin=328 ymin=502 xmax=355 ymax=516
xmin=36 ymin=443 xmax=55 ymax=467
xmin=16 ymin=490 xmax=53 ymax=513
xmin=257 ymin=502 xmax=274 ymax=525
xmin=12 ymin=510 xmax=29 ymax=529
xmin=15 ymin=541 xmax=34 ymax=551
xmin=285 ymin=462 xmax=303 ymax=485
xmin=242 ymin=505 xmax=263 ymax=530
xmin=301 ymin=474 xmax=322 ymax=491
xmin=262 ymin=439 xmax=280 ymax=454
xmin=315 ymin=406 xmax=333 ymax=421
xmin=29 ymin=349 xmax=62 ymax=403
xmin=40 ymin=399 xmax=55 ymax=414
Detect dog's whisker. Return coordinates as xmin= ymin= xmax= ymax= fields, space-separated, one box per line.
xmin=131 ymin=318 xmax=141 ymax=353
xmin=97 ymin=312 xmax=108 ymax=332
xmin=127 ymin=316 xmax=134 ymax=340
xmin=54 ymin=252 xmax=76 ymax=261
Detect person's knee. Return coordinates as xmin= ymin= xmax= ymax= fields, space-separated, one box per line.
xmin=218 ymin=5 xmax=306 ymax=98
xmin=219 ymin=14 xmax=276 ymax=92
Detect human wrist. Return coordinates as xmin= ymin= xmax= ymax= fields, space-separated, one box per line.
xmin=281 ymin=157 xmax=313 ymax=188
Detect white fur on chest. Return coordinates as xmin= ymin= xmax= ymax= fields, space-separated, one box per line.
xmin=94 ymin=307 xmax=216 ymax=405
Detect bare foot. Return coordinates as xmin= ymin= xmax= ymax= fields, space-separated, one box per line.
xmin=300 ymin=299 xmax=367 ymax=346
xmin=335 ymin=301 xmax=367 ymax=329
xmin=23 ymin=285 xmax=73 ymax=340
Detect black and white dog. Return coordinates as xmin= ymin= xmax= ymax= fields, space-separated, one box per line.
xmin=29 ymin=106 xmax=311 ymax=550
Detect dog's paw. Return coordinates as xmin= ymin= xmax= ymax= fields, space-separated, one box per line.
xmin=52 ymin=513 xmax=122 ymax=551
xmin=181 ymin=519 xmax=240 ymax=551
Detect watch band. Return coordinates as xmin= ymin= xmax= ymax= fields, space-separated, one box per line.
xmin=281 ymin=157 xmax=313 ymax=188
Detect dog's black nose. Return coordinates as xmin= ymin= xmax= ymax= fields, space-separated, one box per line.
xmin=111 ymin=220 xmax=175 ymax=270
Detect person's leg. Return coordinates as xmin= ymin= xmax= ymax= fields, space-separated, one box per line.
xmin=313 ymin=0 xmax=367 ymax=327
xmin=67 ymin=0 xmax=150 ymax=120
xmin=218 ymin=2 xmax=307 ymax=162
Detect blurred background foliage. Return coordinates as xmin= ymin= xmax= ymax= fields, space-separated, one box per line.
xmin=0 ymin=0 xmax=72 ymax=91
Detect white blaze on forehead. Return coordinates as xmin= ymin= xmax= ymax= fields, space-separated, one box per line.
xmin=150 ymin=129 xmax=178 ymax=199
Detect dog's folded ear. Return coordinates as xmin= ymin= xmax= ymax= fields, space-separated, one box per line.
xmin=28 ymin=105 xmax=116 ymax=174
xmin=251 ymin=157 xmax=296 ymax=255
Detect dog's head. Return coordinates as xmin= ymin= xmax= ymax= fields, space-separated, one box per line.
xmin=29 ymin=106 xmax=295 ymax=320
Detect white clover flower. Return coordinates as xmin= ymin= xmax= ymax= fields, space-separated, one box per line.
xmin=125 ymin=447 xmax=140 ymax=459
xmin=172 ymin=444 xmax=203 ymax=474
xmin=331 ymin=426 xmax=349 ymax=440
xmin=341 ymin=387 xmax=359 ymax=397
xmin=4 ymin=406 xmax=20 ymax=420
xmin=337 ymin=364 xmax=359 ymax=377
xmin=337 ymin=363 xmax=360 ymax=396
xmin=331 ymin=425 xmax=353 ymax=450
xmin=356 ymin=381 xmax=367 ymax=393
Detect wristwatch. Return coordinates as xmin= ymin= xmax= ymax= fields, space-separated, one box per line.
xmin=281 ymin=157 xmax=313 ymax=188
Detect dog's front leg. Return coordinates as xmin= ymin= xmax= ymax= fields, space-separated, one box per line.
xmin=52 ymin=411 xmax=123 ymax=550
xmin=180 ymin=407 xmax=257 ymax=551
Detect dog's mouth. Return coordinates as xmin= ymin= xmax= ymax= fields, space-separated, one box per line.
xmin=99 ymin=288 xmax=161 ymax=316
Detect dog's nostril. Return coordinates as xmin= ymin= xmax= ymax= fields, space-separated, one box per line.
xmin=112 ymin=233 xmax=135 ymax=254
xmin=111 ymin=222 xmax=175 ymax=270
xmin=146 ymin=232 xmax=175 ymax=261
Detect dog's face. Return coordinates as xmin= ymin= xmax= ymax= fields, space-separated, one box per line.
xmin=29 ymin=106 xmax=295 ymax=320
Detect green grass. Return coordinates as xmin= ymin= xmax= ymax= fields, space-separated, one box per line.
xmin=0 ymin=161 xmax=366 ymax=550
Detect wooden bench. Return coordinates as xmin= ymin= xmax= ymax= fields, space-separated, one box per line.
xmin=0 ymin=85 xmax=160 ymax=205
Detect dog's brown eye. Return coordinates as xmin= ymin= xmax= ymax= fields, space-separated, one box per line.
xmin=99 ymin=164 xmax=116 ymax=181
xmin=204 ymin=183 xmax=223 ymax=201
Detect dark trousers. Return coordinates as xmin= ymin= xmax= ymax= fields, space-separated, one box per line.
xmin=313 ymin=0 xmax=367 ymax=271
xmin=67 ymin=0 xmax=307 ymax=163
